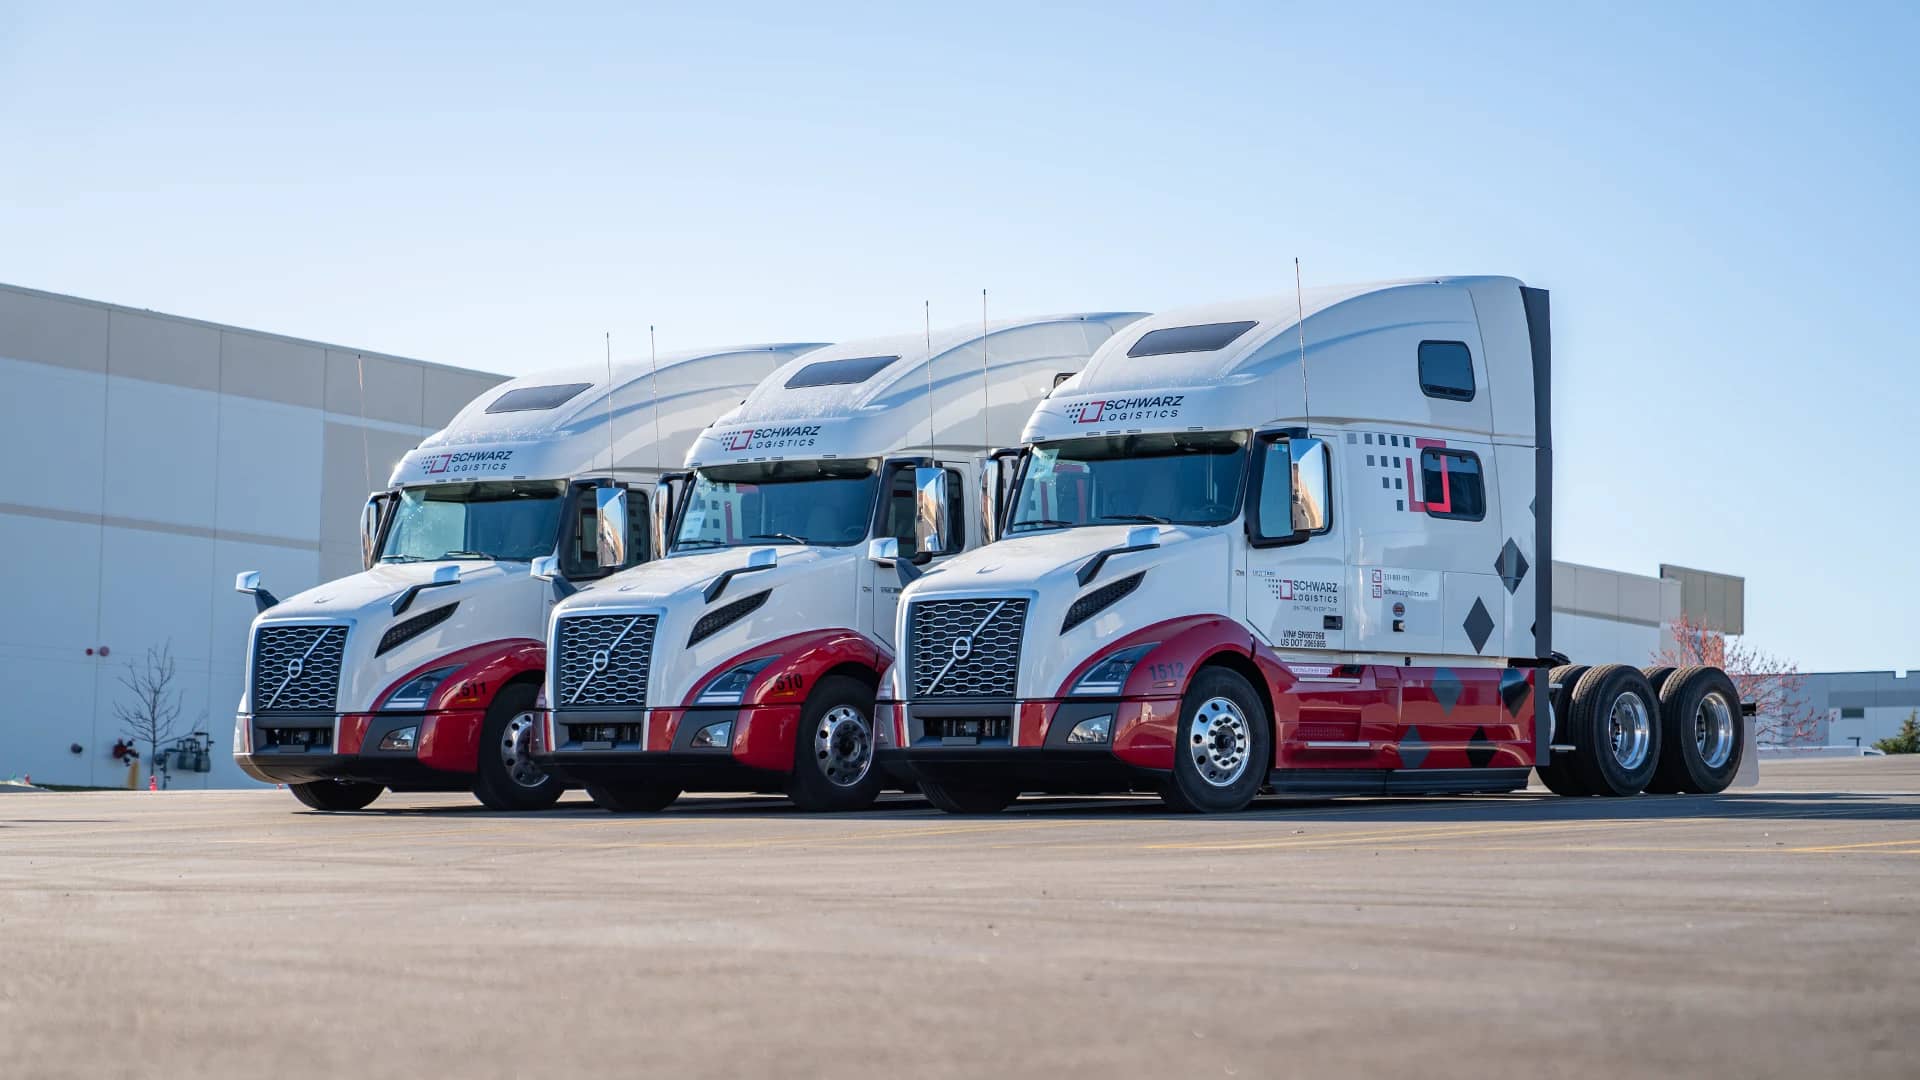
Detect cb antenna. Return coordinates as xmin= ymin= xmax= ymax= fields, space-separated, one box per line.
xmin=604 ymin=331 xmax=617 ymax=483
xmin=1294 ymin=258 xmax=1312 ymax=426
xmin=979 ymin=289 xmax=992 ymax=451
xmin=649 ymin=325 xmax=663 ymax=469
xmin=924 ymin=300 xmax=936 ymax=457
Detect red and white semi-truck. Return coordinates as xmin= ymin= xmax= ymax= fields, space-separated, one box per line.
xmin=231 ymin=343 xmax=825 ymax=811
xmin=533 ymin=313 xmax=1146 ymax=811
xmin=876 ymin=278 xmax=1753 ymax=813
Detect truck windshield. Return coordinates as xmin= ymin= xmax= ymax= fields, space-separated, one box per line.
xmin=1007 ymin=431 xmax=1249 ymax=532
xmin=381 ymin=480 xmax=566 ymax=562
xmin=673 ymin=459 xmax=880 ymax=550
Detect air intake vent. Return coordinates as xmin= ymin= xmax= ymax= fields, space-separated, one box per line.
xmin=907 ymin=598 xmax=1027 ymax=699
xmin=1061 ymin=572 xmax=1144 ymax=633
xmin=376 ymin=602 xmax=458 ymax=657
xmin=688 ymin=590 xmax=770 ymax=647
xmin=251 ymin=625 xmax=348 ymax=713
xmin=554 ymin=613 xmax=659 ymax=708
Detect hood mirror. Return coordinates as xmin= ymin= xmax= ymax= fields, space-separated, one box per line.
xmin=914 ymin=466 xmax=950 ymax=555
xmin=746 ymin=546 xmax=778 ymax=570
xmin=867 ymin=537 xmax=899 ymax=564
xmin=595 ymin=486 xmax=629 ymax=570
xmin=530 ymin=555 xmax=559 ymax=581
xmin=234 ymin=570 xmax=279 ymax=614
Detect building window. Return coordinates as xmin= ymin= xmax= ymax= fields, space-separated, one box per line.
xmin=1419 ymin=448 xmax=1486 ymax=521
xmin=1418 ymin=341 xmax=1475 ymax=401
xmin=1840 ymin=707 xmax=1865 ymax=719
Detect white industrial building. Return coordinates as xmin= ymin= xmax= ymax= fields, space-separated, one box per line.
xmin=1 ymin=283 xmax=1749 ymax=788
xmin=0 ymin=283 xmax=503 ymax=789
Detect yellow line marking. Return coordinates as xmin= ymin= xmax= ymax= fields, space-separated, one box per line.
xmin=1778 ymin=837 xmax=1920 ymax=853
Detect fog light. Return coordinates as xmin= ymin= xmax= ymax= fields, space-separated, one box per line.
xmin=690 ymin=720 xmax=732 ymax=749
xmin=380 ymin=726 xmax=419 ymax=752
xmin=1066 ymin=715 xmax=1112 ymax=744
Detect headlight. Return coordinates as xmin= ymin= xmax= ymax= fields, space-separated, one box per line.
xmin=379 ymin=726 xmax=419 ymax=751
xmin=1070 ymin=644 xmax=1158 ymax=696
xmin=385 ymin=666 xmax=460 ymax=710
xmin=695 ymin=657 xmax=777 ymax=706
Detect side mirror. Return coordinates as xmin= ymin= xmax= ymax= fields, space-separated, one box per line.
xmin=983 ymin=448 xmax=1023 ymax=544
xmin=595 ymin=486 xmax=629 ymax=570
xmin=867 ymin=537 xmax=900 ymax=564
xmin=234 ymin=570 xmax=279 ymax=613
xmin=359 ymin=492 xmax=392 ymax=570
xmin=1289 ymin=438 xmax=1331 ymax=533
xmin=529 ymin=555 xmax=559 ymax=581
xmin=652 ymin=472 xmax=690 ymax=559
xmin=913 ymin=466 xmax=950 ymax=555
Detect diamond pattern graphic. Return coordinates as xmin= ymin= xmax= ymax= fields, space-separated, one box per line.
xmin=1499 ymin=668 xmax=1531 ymax=717
xmin=1494 ymin=538 xmax=1529 ymax=594
xmin=1466 ymin=727 xmax=1496 ymax=768
xmin=1398 ymin=726 xmax=1429 ymax=768
xmin=1433 ymin=669 xmax=1462 ymax=714
xmin=1463 ymin=597 xmax=1495 ymax=654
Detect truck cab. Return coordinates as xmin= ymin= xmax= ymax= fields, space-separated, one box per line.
xmin=879 ymin=278 xmax=1749 ymax=813
xmin=534 ymin=313 xmax=1147 ymax=812
xmin=231 ymin=343 xmax=826 ymax=811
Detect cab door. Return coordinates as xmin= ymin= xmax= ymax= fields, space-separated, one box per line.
xmin=867 ymin=458 xmax=971 ymax=651
xmin=1243 ymin=431 xmax=1345 ymax=653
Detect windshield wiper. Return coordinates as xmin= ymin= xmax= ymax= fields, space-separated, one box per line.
xmin=748 ymin=533 xmax=808 ymax=545
xmin=1010 ymin=518 xmax=1076 ymax=531
xmin=381 ymin=555 xmax=427 ymax=563
xmin=674 ymin=538 xmax=727 ymax=550
xmin=1097 ymin=514 xmax=1170 ymax=524
xmin=442 ymin=551 xmax=493 ymax=560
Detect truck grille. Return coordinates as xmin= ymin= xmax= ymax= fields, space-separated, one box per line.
xmin=908 ymin=598 xmax=1027 ymax=699
xmin=555 ymin=613 xmax=659 ymax=708
xmin=251 ymin=625 xmax=348 ymax=713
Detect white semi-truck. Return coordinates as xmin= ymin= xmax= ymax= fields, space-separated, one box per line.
xmin=876 ymin=278 xmax=1752 ymax=813
xmin=232 ymin=342 xmax=826 ymax=811
xmin=533 ymin=312 xmax=1147 ymax=811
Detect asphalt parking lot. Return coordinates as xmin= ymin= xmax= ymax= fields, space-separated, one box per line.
xmin=3 ymin=758 xmax=1916 ymax=1080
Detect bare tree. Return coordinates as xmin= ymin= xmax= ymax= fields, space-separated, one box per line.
xmin=115 ymin=641 xmax=182 ymax=783
xmin=1654 ymin=615 xmax=1821 ymax=745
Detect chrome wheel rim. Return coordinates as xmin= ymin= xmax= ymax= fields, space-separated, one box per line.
xmin=815 ymin=705 xmax=872 ymax=788
xmin=1189 ymin=697 xmax=1252 ymax=788
xmin=1607 ymin=692 xmax=1651 ymax=771
xmin=501 ymin=712 xmax=548 ymax=788
xmin=1695 ymin=692 xmax=1735 ymax=769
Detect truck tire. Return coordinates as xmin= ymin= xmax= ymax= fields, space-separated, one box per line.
xmin=473 ymin=682 xmax=565 ymax=811
xmin=919 ymin=778 xmax=1019 ymax=814
xmin=1564 ymin=664 xmax=1662 ymax=796
xmin=1642 ymin=666 xmax=1678 ymax=697
xmin=587 ymin=783 xmax=681 ymax=812
xmin=1161 ymin=666 xmax=1272 ymax=813
xmin=1645 ymin=666 xmax=1745 ymax=794
xmin=290 ymin=779 xmax=383 ymax=812
xmin=1535 ymin=664 xmax=1590 ymax=796
xmin=787 ymin=675 xmax=885 ymax=812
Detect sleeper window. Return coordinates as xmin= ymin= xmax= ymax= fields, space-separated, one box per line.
xmin=1418 ymin=449 xmax=1486 ymax=521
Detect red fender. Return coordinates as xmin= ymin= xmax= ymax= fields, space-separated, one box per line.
xmin=352 ymin=638 xmax=545 ymax=773
xmin=666 ymin=628 xmax=892 ymax=772
xmin=1048 ymin=615 xmax=1259 ymax=770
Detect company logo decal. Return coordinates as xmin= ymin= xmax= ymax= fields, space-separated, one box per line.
xmin=286 ymin=657 xmax=304 ymax=680
xmin=718 ymin=424 xmax=823 ymax=452
xmin=1065 ymin=394 xmax=1185 ymax=424
xmin=421 ymin=449 xmax=516 ymax=475
xmin=951 ymin=635 xmax=974 ymax=662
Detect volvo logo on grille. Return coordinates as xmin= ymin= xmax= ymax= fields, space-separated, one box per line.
xmin=286 ymin=657 xmax=304 ymax=680
xmin=591 ymin=649 xmax=611 ymax=672
xmin=951 ymin=636 xmax=974 ymax=661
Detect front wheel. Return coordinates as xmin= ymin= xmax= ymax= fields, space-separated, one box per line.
xmin=787 ymin=675 xmax=884 ymax=812
xmin=289 ymin=779 xmax=383 ymax=812
xmin=1160 ymin=666 xmax=1272 ymax=813
xmin=473 ymin=682 xmax=564 ymax=811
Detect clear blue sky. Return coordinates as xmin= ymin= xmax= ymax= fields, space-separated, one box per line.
xmin=3 ymin=2 xmax=1914 ymax=671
